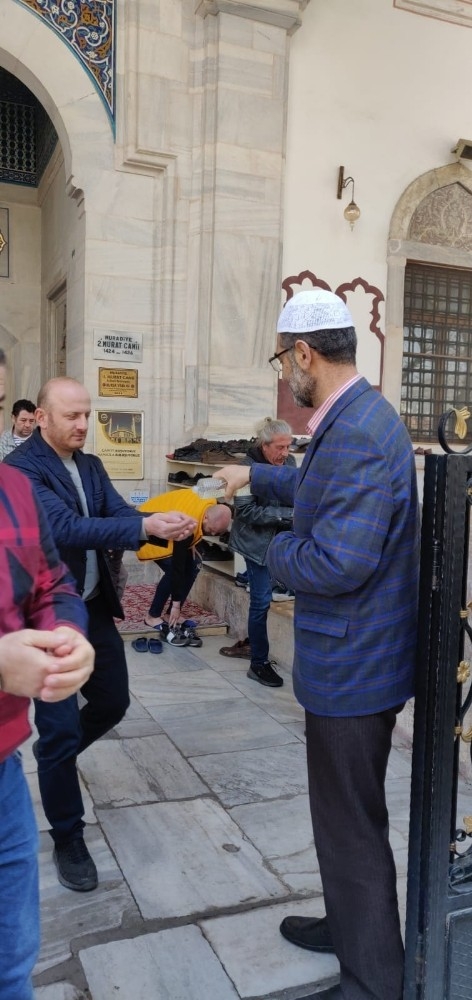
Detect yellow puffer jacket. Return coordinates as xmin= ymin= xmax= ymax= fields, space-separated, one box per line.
xmin=137 ymin=489 xmax=216 ymax=561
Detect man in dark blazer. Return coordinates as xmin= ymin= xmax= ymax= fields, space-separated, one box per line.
xmin=216 ymin=289 xmax=420 ymax=1000
xmin=5 ymin=377 xmax=196 ymax=893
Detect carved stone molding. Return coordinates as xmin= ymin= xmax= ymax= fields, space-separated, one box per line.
xmin=409 ymin=182 xmax=472 ymax=250
xmin=394 ymin=0 xmax=472 ymax=28
xmin=195 ymin=0 xmax=310 ymax=32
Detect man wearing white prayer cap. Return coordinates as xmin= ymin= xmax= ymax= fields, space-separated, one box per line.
xmin=215 ymin=288 xmax=419 ymax=1000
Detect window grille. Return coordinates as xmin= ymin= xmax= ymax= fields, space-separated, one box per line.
xmin=401 ymin=262 xmax=472 ymax=443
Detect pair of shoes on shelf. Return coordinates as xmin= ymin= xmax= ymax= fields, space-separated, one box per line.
xmin=219 ymin=637 xmax=251 ymax=659
xmin=53 ymin=837 xmax=98 ymax=892
xmin=271 ymin=586 xmax=295 ymax=602
xmin=247 ymin=661 xmax=283 ymax=687
xmin=132 ymin=636 xmax=163 ymax=654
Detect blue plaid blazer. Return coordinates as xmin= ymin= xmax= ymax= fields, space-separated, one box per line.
xmin=251 ymin=378 xmax=420 ymax=716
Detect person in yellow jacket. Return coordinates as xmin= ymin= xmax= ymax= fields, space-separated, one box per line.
xmin=137 ymin=490 xmax=232 ymax=646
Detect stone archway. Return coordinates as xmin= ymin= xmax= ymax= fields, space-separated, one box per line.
xmin=384 ymin=162 xmax=472 ymax=413
xmin=0 ymin=0 xmax=114 ymax=405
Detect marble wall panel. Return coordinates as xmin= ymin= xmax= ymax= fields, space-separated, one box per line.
xmin=138 ymin=33 xmax=189 ymax=82
xmin=86 ymin=240 xmax=156 ymax=283
xmin=218 ymin=49 xmax=274 ymax=95
xmin=85 ymin=275 xmax=154 ymax=327
xmin=216 ymin=88 xmax=285 ymax=151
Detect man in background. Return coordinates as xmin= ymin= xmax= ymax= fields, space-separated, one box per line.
xmin=5 ymin=377 xmax=196 ymax=894
xmin=220 ymin=417 xmax=295 ymax=687
xmin=0 ymin=352 xmax=95 ymax=1000
xmin=0 ymin=397 xmax=35 ymax=460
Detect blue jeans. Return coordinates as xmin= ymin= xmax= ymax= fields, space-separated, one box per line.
xmin=148 ymin=555 xmax=200 ymax=618
xmin=35 ymin=592 xmax=130 ymax=845
xmin=245 ymin=558 xmax=272 ymax=665
xmin=0 ymin=753 xmax=39 ymax=1000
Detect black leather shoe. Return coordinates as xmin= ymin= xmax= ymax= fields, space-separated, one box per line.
xmin=279 ymin=914 xmax=335 ymax=953
xmin=53 ymin=837 xmax=98 ymax=892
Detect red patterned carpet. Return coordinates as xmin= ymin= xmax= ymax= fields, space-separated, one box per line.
xmin=115 ymin=584 xmax=228 ymax=635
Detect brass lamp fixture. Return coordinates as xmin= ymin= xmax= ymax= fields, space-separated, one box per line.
xmin=337 ymin=166 xmax=361 ymax=229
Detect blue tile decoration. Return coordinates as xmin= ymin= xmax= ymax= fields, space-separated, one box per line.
xmin=14 ymin=0 xmax=115 ymax=124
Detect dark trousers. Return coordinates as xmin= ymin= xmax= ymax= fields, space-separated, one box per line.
xmin=148 ymin=554 xmax=200 ymax=618
xmin=34 ymin=592 xmax=130 ymax=845
xmin=245 ymin=558 xmax=272 ymax=664
xmin=305 ymin=708 xmax=404 ymax=1000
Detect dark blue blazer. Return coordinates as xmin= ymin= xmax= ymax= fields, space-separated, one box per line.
xmin=251 ymin=378 xmax=420 ymax=717
xmin=4 ymin=429 xmax=143 ymax=618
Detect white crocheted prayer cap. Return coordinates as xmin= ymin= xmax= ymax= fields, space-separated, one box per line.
xmin=277 ymin=289 xmax=353 ymax=334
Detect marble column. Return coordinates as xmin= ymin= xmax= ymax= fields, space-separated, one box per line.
xmin=188 ymin=0 xmax=310 ymax=436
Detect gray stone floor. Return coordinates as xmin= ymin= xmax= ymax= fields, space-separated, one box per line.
xmin=27 ymin=635 xmax=416 ymax=1000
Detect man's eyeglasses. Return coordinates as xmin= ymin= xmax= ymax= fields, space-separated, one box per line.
xmin=268 ymin=347 xmax=292 ymax=372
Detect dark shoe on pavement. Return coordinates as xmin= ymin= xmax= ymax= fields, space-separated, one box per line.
xmin=279 ymin=915 xmax=334 ymax=953
xmin=53 ymin=838 xmax=98 ymax=892
xmin=247 ymin=661 xmax=283 ymax=687
xmin=219 ymin=638 xmax=251 ymax=659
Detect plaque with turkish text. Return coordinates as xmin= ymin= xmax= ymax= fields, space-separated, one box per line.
xmin=98 ymin=368 xmax=138 ymax=398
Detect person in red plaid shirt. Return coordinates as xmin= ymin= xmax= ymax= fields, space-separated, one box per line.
xmin=0 ymin=352 xmax=94 ymax=1000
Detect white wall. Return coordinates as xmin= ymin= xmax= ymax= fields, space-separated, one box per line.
xmin=283 ymin=0 xmax=472 ymax=386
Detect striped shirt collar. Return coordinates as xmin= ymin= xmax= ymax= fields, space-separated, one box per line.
xmin=306 ymin=374 xmax=363 ymax=437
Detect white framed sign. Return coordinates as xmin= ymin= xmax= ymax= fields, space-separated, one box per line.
xmin=93 ymin=330 xmax=143 ymax=362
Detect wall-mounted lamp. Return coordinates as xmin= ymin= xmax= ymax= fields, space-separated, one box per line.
xmin=337 ymin=166 xmax=361 ymax=229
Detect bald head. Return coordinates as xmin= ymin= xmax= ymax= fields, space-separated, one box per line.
xmin=36 ymin=377 xmax=91 ymax=458
xmin=202 ymin=503 xmax=232 ymax=536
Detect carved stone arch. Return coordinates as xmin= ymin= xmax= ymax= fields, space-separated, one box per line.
xmin=385 ymin=162 xmax=472 ymax=415
xmin=389 ymin=162 xmax=472 ymax=242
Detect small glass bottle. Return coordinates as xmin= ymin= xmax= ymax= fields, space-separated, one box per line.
xmin=192 ymin=477 xmax=226 ymax=499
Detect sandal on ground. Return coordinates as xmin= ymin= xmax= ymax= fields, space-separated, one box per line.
xmin=148 ymin=637 xmax=163 ymax=654
xmin=132 ymin=637 xmax=149 ymax=653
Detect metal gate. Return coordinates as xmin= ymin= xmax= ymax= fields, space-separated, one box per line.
xmin=404 ymin=427 xmax=472 ymax=998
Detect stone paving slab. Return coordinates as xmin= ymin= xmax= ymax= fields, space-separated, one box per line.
xmin=125 ymin=642 xmax=206 ymax=674
xmin=27 ymin=635 xmax=428 ymax=999
xmin=145 ymin=696 xmax=298 ymax=756
xmin=219 ymin=668 xmax=305 ymax=723
xmin=229 ymin=793 xmax=318 ymax=892
xmin=36 ymin=986 xmax=85 ymax=1000
xmin=130 ymin=665 xmax=245 ymax=709
xmin=37 ymin=825 xmax=138 ymax=973
xmin=200 ymin=898 xmax=340 ymax=998
xmin=97 ymin=797 xmax=289 ymax=920
xmin=78 ymin=734 xmax=208 ymax=807
xmin=189 ymin=742 xmax=308 ymax=807
xmin=80 ymin=925 xmax=240 ymax=999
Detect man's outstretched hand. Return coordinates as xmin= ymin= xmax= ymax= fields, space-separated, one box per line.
xmin=144 ymin=511 xmax=197 ymax=541
xmin=213 ymin=466 xmax=251 ymax=500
